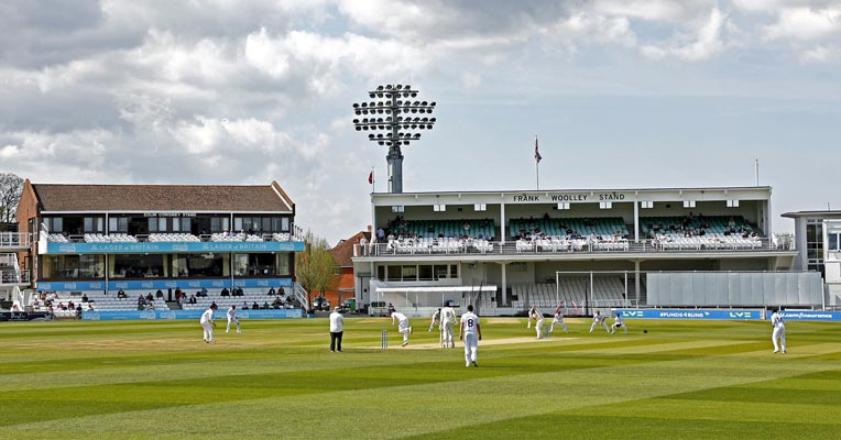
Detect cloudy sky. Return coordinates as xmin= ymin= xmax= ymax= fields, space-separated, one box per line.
xmin=1 ymin=0 xmax=840 ymax=243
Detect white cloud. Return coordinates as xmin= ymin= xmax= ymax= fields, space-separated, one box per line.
xmin=764 ymin=6 xmax=841 ymax=41
xmin=641 ymin=7 xmax=727 ymax=61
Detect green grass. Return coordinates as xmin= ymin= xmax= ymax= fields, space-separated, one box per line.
xmin=0 ymin=317 xmax=839 ymax=439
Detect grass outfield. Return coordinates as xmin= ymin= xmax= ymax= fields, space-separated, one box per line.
xmin=0 ymin=318 xmax=840 ymax=439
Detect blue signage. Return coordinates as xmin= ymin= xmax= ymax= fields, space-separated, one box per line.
xmin=37 ymin=277 xmax=293 ymax=291
xmin=613 ymin=308 xmax=763 ymax=320
xmin=46 ymin=241 xmax=304 ymax=254
xmin=765 ymin=310 xmax=841 ymax=322
xmin=82 ymin=308 xmax=304 ymax=321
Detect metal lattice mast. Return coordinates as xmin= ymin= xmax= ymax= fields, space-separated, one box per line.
xmin=353 ymin=84 xmax=437 ymax=193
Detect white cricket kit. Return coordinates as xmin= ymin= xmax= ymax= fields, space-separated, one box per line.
xmin=200 ymin=308 xmax=214 ymax=342
xmin=429 ymin=309 xmax=440 ymax=332
xmin=590 ymin=314 xmax=610 ymax=333
xmin=392 ymin=312 xmax=412 ymax=344
xmin=441 ymin=307 xmax=456 ymax=348
xmin=771 ymin=312 xmax=786 ymax=353
xmin=550 ymin=310 xmax=568 ymax=334
xmin=535 ymin=314 xmax=545 ymax=339
xmin=461 ymin=311 xmax=480 ymax=365
xmin=226 ymin=307 xmax=240 ymax=333
xmin=612 ymin=315 xmax=627 ymax=334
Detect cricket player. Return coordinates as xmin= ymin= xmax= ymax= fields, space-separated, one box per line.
xmin=534 ymin=308 xmax=546 ymax=339
xmin=391 ymin=310 xmax=413 ymax=347
xmin=440 ymin=306 xmax=457 ymax=348
xmin=771 ymin=308 xmax=786 ymax=354
xmin=527 ymin=305 xmax=540 ymax=329
xmin=459 ymin=304 xmax=482 ymax=367
xmin=589 ymin=310 xmax=610 ymax=334
xmin=226 ymin=305 xmax=241 ymax=334
xmin=549 ymin=304 xmax=569 ymax=334
xmin=200 ymin=303 xmax=218 ymax=343
xmin=428 ymin=308 xmax=440 ymax=332
xmin=611 ymin=311 xmax=628 ymax=334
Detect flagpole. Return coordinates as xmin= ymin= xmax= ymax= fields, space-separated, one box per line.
xmin=536 ymin=160 xmax=539 ymax=190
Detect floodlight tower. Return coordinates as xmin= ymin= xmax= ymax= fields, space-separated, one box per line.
xmin=352 ymin=84 xmax=437 ymax=193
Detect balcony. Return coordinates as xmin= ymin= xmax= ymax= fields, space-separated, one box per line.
xmin=40 ymin=231 xmax=305 ymax=255
xmin=354 ymin=238 xmax=796 ymax=259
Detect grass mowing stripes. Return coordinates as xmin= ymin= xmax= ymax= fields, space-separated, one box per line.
xmin=0 ymin=317 xmax=839 ymax=439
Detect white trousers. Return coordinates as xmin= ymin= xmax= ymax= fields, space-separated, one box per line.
xmin=442 ymin=320 xmax=454 ymax=347
xmin=226 ymin=317 xmax=240 ymax=333
xmin=399 ymin=321 xmax=411 ymax=343
xmin=590 ymin=320 xmax=609 ymax=333
xmin=464 ymin=333 xmax=478 ymax=364
xmin=202 ymin=322 xmax=214 ymax=342
xmin=772 ymin=327 xmax=786 ymax=352
xmin=535 ymin=319 xmax=545 ymax=339
xmin=612 ymin=322 xmax=628 ymax=334
xmin=549 ymin=317 xmax=568 ymax=333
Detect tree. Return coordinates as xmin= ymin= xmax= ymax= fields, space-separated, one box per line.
xmin=294 ymin=230 xmax=337 ymax=311
xmin=0 ymin=173 xmax=23 ymax=225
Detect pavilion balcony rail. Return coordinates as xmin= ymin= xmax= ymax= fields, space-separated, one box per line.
xmin=354 ymin=238 xmax=793 ymax=257
xmin=43 ymin=230 xmax=306 ymax=245
xmin=0 ymin=232 xmax=32 ymax=249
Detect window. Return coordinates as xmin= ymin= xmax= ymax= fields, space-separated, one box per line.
xmin=281 ymin=217 xmax=289 ymax=232
xmin=727 ymin=200 xmax=740 ymax=208
xmin=806 ymin=220 xmax=825 ymax=277
xmin=112 ymin=254 xmax=165 ymax=278
xmin=474 ymin=203 xmax=487 ymax=211
xmin=419 ymin=265 xmax=433 ymax=280
xmin=640 ymin=201 xmax=654 ymax=209
xmin=433 ymin=204 xmax=446 ymax=212
xmin=401 ymin=265 xmax=417 ymax=281
xmin=262 ymin=217 xmax=271 ymax=233
xmin=181 ymin=218 xmax=191 ymax=232
xmin=234 ymin=217 xmax=243 ymax=232
xmin=276 ymin=254 xmax=291 ymax=276
xmin=599 ymin=201 xmax=612 ymax=209
xmin=158 ymin=218 xmax=167 ymax=232
xmin=556 ymin=202 xmax=570 ymax=210
xmin=434 ymin=265 xmax=448 ymax=280
xmin=683 ymin=200 xmax=696 ymax=208
xmin=377 ymin=265 xmax=385 ymax=281
xmin=233 ymin=253 xmax=276 ymax=277
xmin=45 ymin=217 xmax=63 ymax=233
xmin=387 ymin=265 xmax=401 ymax=281
xmin=148 ymin=217 xmax=158 ymax=232
xmin=171 ymin=218 xmax=180 ymax=232
xmin=83 ymin=217 xmax=103 ymax=233
xmin=172 ymin=254 xmax=225 ymax=277
xmin=108 ymin=217 xmax=129 ymax=233
xmin=449 ymin=264 xmax=458 ymax=278
xmin=42 ymin=255 xmax=104 ymax=279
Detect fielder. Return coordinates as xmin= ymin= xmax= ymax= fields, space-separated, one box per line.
xmin=611 ymin=311 xmax=628 ymax=334
xmin=459 ymin=304 xmax=482 ymax=367
xmin=527 ymin=305 xmax=540 ymax=329
xmin=428 ymin=308 xmax=440 ymax=332
xmin=771 ymin=308 xmax=786 ymax=354
xmin=534 ymin=309 xmax=546 ymax=339
xmin=200 ymin=303 xmax=218 ymax=343
xmin=589 ymin=310 xmax=610 ymax=334
xmin=549 ymin=304 xmax=569 ymax=334
xmin=440 ymin=305 xmax=457 ymax=348
xmin=391 ymin=311 xmax=413 ymax=347
xmin=226 ymin=305 xmax=241 ymax=334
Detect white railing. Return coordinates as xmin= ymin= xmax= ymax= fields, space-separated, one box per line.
xmin=293 ymin=282 xmax=310 ymax=311
xmin=0 ymin=232 xmax=31 ymax=248
xmin=355 ymin=238 xmax=791 ymax=257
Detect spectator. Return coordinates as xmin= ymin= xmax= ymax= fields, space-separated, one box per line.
xmin=76 ymin=304 xmax=83 ymax=319
xmin=137 ymin=295 xmax=145 ymax=309
xmin=117 ymin=290 xmax=127 ymax=299
xmin=81 ymin=294 xmax=89 ymax=303
xmin=145 ymin=292 xmax=154 ymax=302
xmin=262 ymin=301 xmax=270 ymax=309
xmin=155 ymin=289 xmax=164 ymax=299
xmin=252 ymin=301 xmax=260 ymax=309
xmin=267 ymin=287 xmax=276 ymax=296
xmin=221 ymin=288 xmax=230 ymax=297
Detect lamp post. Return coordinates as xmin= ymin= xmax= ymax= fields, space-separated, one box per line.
xmin=353 ymin=84 xmax=437 ymax=193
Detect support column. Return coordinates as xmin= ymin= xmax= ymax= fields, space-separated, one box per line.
xmin=500 ymin=203 xmax=506 ymax=244
xmin=500 ymin=262 xmax=508 ymax=306
xmin=633 ymin=200 xmax=640 ymax=243
xmin=634 ymin=260 xmax=641 ymax=307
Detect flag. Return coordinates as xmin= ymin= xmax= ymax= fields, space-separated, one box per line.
xmin=368 ymin=170 xmax=374 ymax=185
xmin=534 ymin=136 xmax=542 ymax=163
